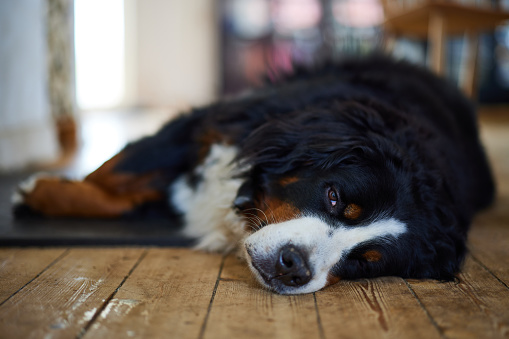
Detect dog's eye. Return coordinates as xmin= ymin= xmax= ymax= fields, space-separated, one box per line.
xmin=327 ymin=188 xmax=338 ymax=207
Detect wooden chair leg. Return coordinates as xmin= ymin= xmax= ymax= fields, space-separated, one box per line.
xmin=460 ymin=31 xmax=479 ymax=99
xmin=427 ymin=10 xmax=446 ymax=75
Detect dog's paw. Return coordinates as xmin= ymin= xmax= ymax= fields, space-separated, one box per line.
xmin=11 ymin=173 xmax=52 ymax=218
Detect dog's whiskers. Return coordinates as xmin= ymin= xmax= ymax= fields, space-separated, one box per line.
xmin=243 ymin=208 xmax=270 ymax=224
xmin=241 ymin=215 xmax=261 ymax=229
xmin=243 ymin=210 xmax=265 ymax=224
xmin=242 ymin=212 xmax=266 ymax=231
xmin=261 ymin=201 xmax=279 ymax=225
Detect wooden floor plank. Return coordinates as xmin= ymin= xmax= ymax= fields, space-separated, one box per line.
xmin=316 ymin=276 xmax=442 ymax=339
xmin=465 ymin=110 xmax=509 ymax=304
xmin=0 ymin=248 xmax=144 ymax=339
xmin=469 ymin=214 xmax=509 ymax=288
xmin=82 ymin=248 xmax=223 ymax=339
xmin=202 ymin=255 xmax=321 ymax=339
xmin=219 ymin=252 xmax=251 ymax=281
xmin=0 ymin=248 xmax=67 ymax=303
xmin=468 ymin=134 xmax=509 ymax=288
xmin=407 ymin=255 xmax=509 ymax=338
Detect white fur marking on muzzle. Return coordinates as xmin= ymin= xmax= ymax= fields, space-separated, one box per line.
xmin=244 ymin=216 xmax=407 ymax=294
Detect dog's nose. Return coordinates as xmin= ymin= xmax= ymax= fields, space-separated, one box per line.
xmin=275 ymin=245 xmax=312 ymax=287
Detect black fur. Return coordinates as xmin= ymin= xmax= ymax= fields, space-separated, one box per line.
xmin=40 ymin=56 xmax=498 ymax=281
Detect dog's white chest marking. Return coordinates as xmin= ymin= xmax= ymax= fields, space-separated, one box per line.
xmin=171 ymin=144 xmax=246 ymax=252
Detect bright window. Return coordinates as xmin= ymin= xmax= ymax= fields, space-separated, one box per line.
xmin=74 ymin=0 xmax=125 ymax=110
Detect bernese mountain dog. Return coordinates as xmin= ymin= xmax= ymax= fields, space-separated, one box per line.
xmin=13 ymin=56 xmax=495 ymax=294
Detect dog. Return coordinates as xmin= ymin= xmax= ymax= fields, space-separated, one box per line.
xmin=13 ymin=56 xmax=495 ymax=294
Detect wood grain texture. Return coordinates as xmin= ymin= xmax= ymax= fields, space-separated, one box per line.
xmin=0 ymin=248 xmax=144 ymax=339
xmin=82 ymin=248 xmax=223 ymax=339
xmin=407 ymin=256 xmax=509 ymax=339
xmin=220 ymin=253 xmax=251 ymax=281
xmin=0 ymin=248 xmax=67 ymax=302
xmin=203 ymin=254 xmax=321 ymax=339
xmin=316 ymin=276 xmax=442 ymax=339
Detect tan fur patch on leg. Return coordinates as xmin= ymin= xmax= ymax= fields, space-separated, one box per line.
xmin=18 ymin=150 xmax=163 ymax=218
xmin=21 ymin=177 xmax=163 ymax=218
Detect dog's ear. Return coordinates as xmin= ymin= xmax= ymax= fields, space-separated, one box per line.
xmin=238 ymin=101 xmax=409 ymax=176
xmin=239 ymin=106 xmax=371 ymax=174
xmin=238 ymin=118 xmax=306 ymax=174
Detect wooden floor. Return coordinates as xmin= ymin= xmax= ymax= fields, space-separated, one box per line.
xmin=1 ymin=109 xmax=509 ymax=339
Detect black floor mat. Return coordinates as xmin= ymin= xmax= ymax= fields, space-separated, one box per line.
xmin=0 ymin=172 xmax=194 ymax=247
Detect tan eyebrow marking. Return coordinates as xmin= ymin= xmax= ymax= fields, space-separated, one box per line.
xmin=344 ymin=203 xmax=362 ymax=220
xmin=278 ymin=176 xmax=299 ymax=187
xmin=362 ymin=250 xmax=383 ymax=262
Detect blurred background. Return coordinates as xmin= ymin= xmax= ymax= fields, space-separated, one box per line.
xmin=1 ymin=0 xmax=509 ymax=175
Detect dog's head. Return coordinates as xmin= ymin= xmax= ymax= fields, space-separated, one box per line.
xmin=235 ymin=102 xmax=467 ymax=294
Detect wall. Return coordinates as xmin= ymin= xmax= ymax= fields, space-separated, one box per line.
xmin=135 ymin=0 xmax=220 ymax=109
xmin=0 ymin=0 xmax=59 ymax=171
